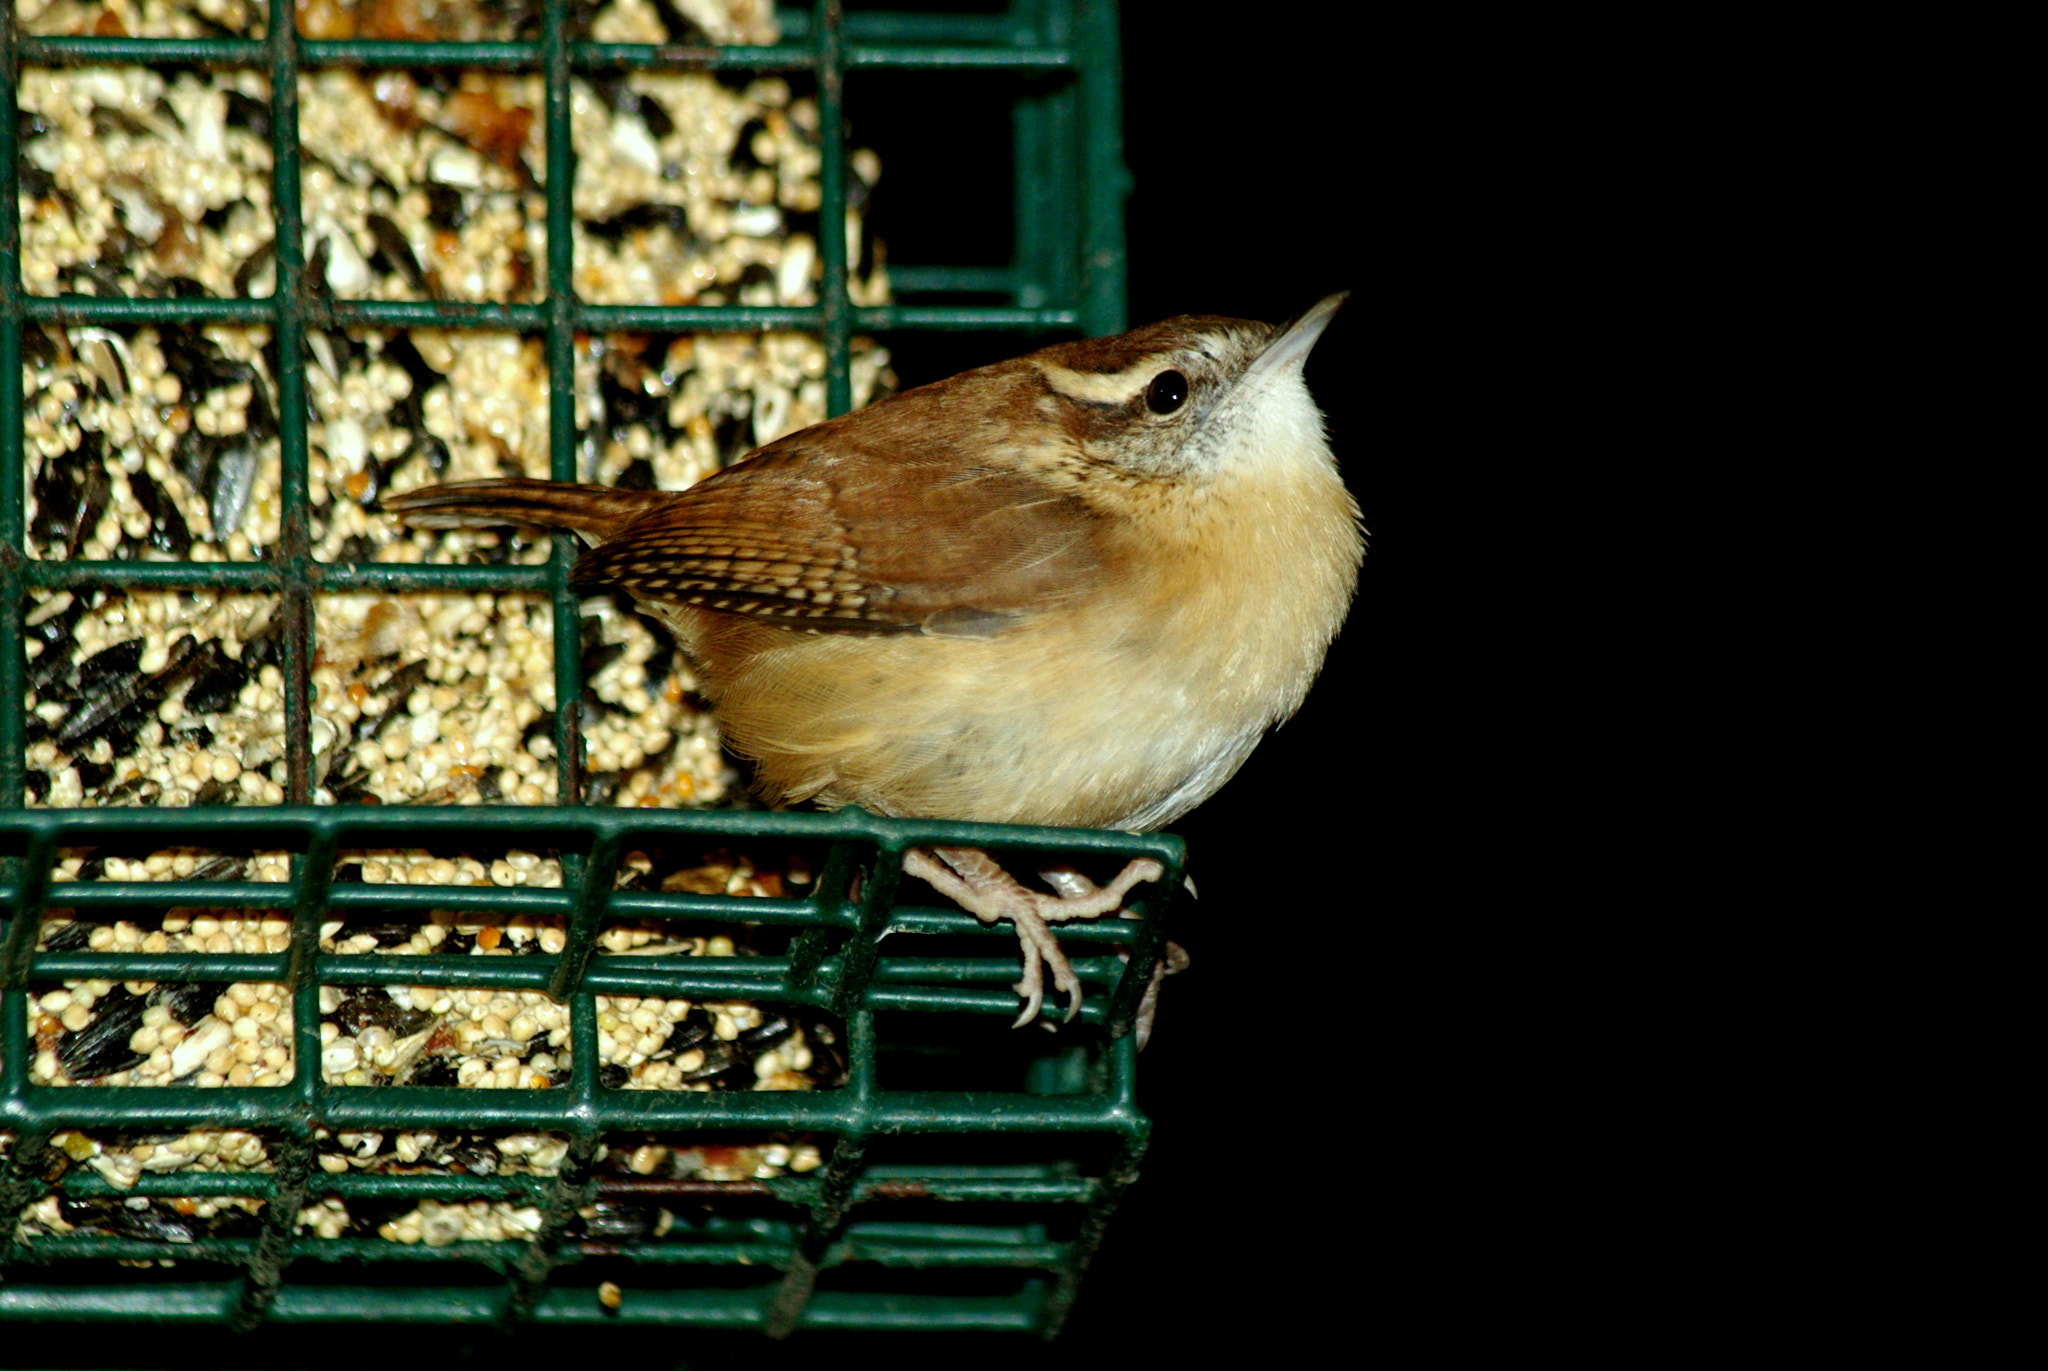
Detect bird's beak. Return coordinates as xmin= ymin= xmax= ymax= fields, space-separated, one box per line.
xmin=1240 ymin=291 xmax=1348 ymax=390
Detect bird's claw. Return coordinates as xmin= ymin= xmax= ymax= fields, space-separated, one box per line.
xmin=908 ymin=847 xmax=1159 ymax=1029
xmin=1008 ymin=904 xmax=1081 ymax=1028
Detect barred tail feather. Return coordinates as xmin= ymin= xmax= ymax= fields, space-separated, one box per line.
xmin=380 ymin=478 xmax=664 ymax=543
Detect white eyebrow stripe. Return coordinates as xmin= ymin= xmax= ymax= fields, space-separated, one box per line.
xmin=1036 ymin=362 xmax=1147 ymax=405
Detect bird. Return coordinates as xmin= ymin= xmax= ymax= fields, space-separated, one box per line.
xmin=381 ymin=294 xmax=1365 ymax=1040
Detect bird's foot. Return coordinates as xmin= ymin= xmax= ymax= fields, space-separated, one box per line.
xmin=1128 ymin=937 xmax=1191 ymax=1051
xmin=903 ymin=847 xmax=1164 ymax=1028
xmin=1046 ymin=869 xmax=1192 ymax=1051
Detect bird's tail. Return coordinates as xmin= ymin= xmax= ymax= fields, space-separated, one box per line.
xmin=380 ymin=478 xmax=665 ymax=544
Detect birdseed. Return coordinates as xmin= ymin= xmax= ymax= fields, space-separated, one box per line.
xmin=12 ymin=0 xmax=874 ymax=1253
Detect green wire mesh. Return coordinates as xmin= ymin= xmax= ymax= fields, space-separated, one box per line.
xmin=0 ymin=0 xmax=1166 ymax=1337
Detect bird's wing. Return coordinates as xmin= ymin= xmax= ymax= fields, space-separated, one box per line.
xmin=575 ymin=414 xmax=1103 ymax=637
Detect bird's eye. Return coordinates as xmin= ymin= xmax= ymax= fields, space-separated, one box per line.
xmin=1145 ymin=369 xmax=1189 ymax=415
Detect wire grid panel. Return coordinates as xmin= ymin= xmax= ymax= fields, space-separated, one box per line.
xmin=0 ymin=0 xmax=1155 ymax=1337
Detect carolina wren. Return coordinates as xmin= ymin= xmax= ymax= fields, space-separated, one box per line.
xmin=383 ymin=294 xmax=1364 ymax=1036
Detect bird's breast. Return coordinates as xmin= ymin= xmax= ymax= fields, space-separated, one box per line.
xmin=659 ymin=456 xmax=1361 ymax=833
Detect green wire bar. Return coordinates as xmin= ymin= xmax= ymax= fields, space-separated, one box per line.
xmin=0 ymin=808 xmax=1178 ymax=1332
xmin=2 ymin=0 xmax=1146 ymax=1339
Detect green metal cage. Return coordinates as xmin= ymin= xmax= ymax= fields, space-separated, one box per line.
xmin=0 ymin=0 xmax=1172 ymax=1337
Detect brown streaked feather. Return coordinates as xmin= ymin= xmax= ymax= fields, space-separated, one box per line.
xmin=575 ymin=372 xmax=1105 ymax=636
xmin=379 ymin=479 xmax=667 ymax=541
